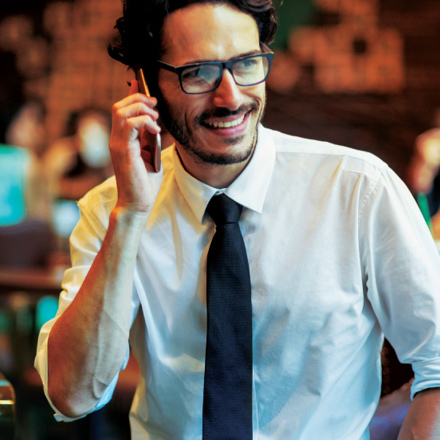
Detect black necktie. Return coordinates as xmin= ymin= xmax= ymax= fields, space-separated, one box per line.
xmin=203 ymin=193 xmax=253 ymax=440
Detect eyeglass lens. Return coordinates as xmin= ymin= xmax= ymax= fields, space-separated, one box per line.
xmin=181 ymin=55 xmax=270 ymax=94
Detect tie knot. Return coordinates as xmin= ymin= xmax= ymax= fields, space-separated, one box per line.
xmin=207 ymin=194 xmax=242 ymax=226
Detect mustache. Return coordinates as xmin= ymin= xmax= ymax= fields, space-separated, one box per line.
xmin=197 ymin=102 xmax=260 ymax=125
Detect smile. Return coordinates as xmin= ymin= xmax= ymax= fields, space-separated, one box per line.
xmin=206 ymin=114 xmax=246 ymax=129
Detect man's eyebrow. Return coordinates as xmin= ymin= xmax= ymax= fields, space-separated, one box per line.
xmin=183 ymin=49 xmax=262 ymax=66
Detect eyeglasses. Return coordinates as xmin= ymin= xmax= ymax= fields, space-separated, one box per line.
xmin=156 ymin=43 xmax=274 ymax=95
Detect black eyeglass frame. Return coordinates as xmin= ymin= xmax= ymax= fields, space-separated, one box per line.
xmin=156 ymin=43 xmax=274 ymax=95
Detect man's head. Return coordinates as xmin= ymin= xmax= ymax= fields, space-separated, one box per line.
xmin=109 ymin=0 xmax=278 ymax=96
xmin=109 ymin=0 xmax=279 ymax=186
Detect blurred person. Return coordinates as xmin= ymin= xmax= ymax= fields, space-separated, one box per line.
xmin=44 ymin=107 xmax=113 ymax=202
xmin=43 ymin=108 xmax=113 ymax=243
xmin=35 ymin=1 xmax=440 ymax=439
xmin=5 ymin=99 xmax=47 ymax=158
xmin=0 ymin=100 xmax=49 ymax=226
xmin=407 ymin=127 xmax=440 ymax=240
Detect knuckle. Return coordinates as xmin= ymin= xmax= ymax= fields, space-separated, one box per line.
xmin=126 ymin=117 xmax=138 ymax=130
xmin=114 ymin=107 xmax=125 ymax=120
xmin=112 ymin=102 xmax=121 ymax=115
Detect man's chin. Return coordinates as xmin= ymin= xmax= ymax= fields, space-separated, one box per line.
xmin=196 ymin=150 xmax=252 ymax=166
xmin=188 ymin=134 xmax=255 ymax=166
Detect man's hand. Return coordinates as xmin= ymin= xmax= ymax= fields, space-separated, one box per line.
xmin=110 ymin=80 xmax=163 ymax=214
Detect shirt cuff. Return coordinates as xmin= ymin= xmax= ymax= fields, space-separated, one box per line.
xmin=35 ymin=319 xmax=130 ymax=422
xmin=411 ymin=357 xmax=440 ymax=399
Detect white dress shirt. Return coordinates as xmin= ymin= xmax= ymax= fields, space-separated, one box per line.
xmin=36 ymin=125 xmax=440 ymax=439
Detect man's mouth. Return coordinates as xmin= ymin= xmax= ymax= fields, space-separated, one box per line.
xmin=205 ymin=113 xmax=246 ymax=129
xmin=198 ymin=103 xmax=258 ymax=131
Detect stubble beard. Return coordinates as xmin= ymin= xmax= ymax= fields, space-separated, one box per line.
xmin=159 ymin=97 xmax=265 ymax=167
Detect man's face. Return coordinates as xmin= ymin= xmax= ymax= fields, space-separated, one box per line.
xmin=157 ymin=3 xmax=267 ymax=183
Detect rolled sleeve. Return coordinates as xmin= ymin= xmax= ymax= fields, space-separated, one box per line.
xmin=35 ymin=317 xmax=129 ymax=421
xmin=361 ymin=166 xmax=440 ymax=397
xmin=411 ymin=358 xmax=440 ymax=399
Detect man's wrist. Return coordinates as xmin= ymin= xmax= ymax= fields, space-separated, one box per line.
xmin=111 ymin=204 xmax=150 ymax=229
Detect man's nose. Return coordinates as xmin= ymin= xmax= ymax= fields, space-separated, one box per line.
xmin=211 ymin=69 xmax=243 ymax=110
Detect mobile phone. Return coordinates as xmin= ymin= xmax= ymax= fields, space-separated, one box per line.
xmin=135 ymin=68 xmax=162 ymax=172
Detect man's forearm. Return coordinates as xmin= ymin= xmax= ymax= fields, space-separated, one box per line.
xmin=47 ymin=206 xmax=148 ymax=418
xmin=398 ymin=387 xmax=440 ymax=439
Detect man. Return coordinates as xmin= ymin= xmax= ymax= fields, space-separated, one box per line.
xmin=35 ymin=1 xmax=440 ymax=438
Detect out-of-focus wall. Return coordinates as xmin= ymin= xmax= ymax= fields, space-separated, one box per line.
xmin=1 ymin=0 xmax=440 ymax=180
xmin=0 ymin=0 xmax=126 ymax=144
xmin=265 ymin=0 xmax=440 ymax=180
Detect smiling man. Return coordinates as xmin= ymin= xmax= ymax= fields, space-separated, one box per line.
xmin=35 ymin=1 xmax=440 ymax=439
xmin=153 ymin=3 xmax=269 ymax=189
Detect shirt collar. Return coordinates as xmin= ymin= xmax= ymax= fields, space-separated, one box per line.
xmin=173 ymin=125 xmax=276 ymax=224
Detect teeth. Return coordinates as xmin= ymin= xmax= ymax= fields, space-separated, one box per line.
xmin=208 ymin=114 xmax=245 ymax=129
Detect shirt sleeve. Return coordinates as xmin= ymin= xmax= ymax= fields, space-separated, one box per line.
xmin=34 ymin=182 xmax=137 ymax=421
xmin=360 ymin=165 xmax=440 ymax=399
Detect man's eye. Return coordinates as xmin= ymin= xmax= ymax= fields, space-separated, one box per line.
xmin=182 ymin=65 xmax=218 ymax=84
xmin=182 ymin=67 xmax=201 ymax=81
xmin=235 ymin=58 xmax=259 ymax=72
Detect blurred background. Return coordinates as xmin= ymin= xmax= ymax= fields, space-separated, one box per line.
xmin=0 ymin=0 xmax=439 ymax=439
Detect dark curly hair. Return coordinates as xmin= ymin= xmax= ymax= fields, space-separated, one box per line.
xmin=108 ymin=0 xmax=279 ymax=99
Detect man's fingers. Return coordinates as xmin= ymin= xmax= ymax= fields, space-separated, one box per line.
xmin=113 ymin=90 xmax=158 ymax=119
xmin=126 ymin=102 xmax=159 ymax=124
xmin=114 ymin=98 xmax=158 ymax=119
xmin=130 ymin=114 xmax=161 ymax=135
xmin=112 ymin=102 xmax=160 ymax=137
xmin=110 ymin=85 xmax=161 ymax=164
